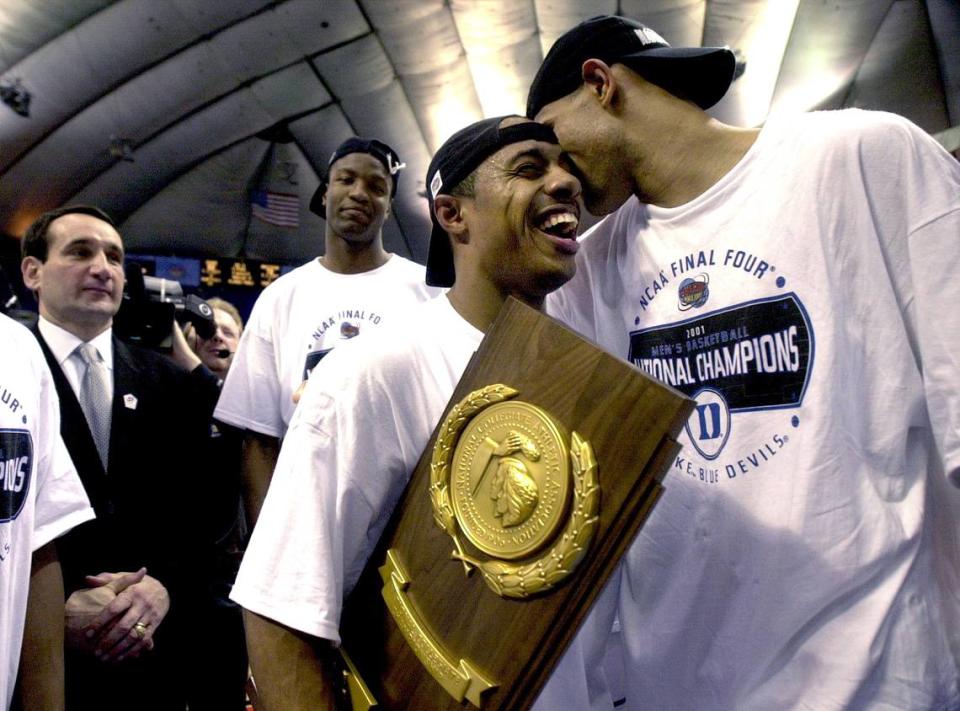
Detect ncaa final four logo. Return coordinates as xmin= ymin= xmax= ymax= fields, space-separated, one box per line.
xmin=678 ymin=274 xmax=710 ymax=310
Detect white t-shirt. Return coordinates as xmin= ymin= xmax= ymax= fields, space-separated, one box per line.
xmin=215 ymin=255 xmax=440 ymax=438
xmin=0 ymin=315 xmax=94 ymax=708
xmin=548 ymin=109 xmax=960 ymax=709
xmin=233 ymin=296 xmax=618 ymax=710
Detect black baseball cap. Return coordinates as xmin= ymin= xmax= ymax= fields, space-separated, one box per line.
xmin=308 ymin=137 xmax=406 ymax=217
xmin=527 ymin=15 xmax=736 ymax=118
xmin=424 ymin=116 xmax=559 ymax=287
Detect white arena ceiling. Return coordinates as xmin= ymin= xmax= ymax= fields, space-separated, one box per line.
xmin=0 ymin=0 xmax=957 ymax=264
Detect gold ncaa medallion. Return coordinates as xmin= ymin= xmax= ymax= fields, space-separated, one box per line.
xmin=430 ymin=384 xmax=599 ymax=599
xmin=450 ymin=401 xmax=570 ymax=560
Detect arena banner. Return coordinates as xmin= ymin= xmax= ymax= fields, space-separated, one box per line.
xmin=340 ymin=298 xmax=694 ymax=710
xmin=129 ymin=255 xmax=294 ymax=289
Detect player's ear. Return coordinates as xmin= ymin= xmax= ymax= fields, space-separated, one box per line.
xmin=435 ymin=195 xmax=469 ymax=244
xmin=582 ymin=58 xmax=617 ymax=109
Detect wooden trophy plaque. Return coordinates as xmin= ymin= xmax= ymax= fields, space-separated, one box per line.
xmin=340 ymin=298 xmax=693 ymax=710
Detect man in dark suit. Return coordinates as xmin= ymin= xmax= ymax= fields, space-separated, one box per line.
xmin=20 ymin=205 xmax=220 ymax=710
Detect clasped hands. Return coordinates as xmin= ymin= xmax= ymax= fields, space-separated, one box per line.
xmin=65 ymin=567 xmax=170 ymax=664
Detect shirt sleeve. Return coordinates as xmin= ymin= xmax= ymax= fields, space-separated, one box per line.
xmin=32 ymin=343 xmax=95 ymax=550
xmin=215 ymin=296 xmax=285 ymax=437
xmin=867 ymin=118 xmax=960 ymax=485
xmin=908 ymin=206 xmax=960 ymax=485
xmin=230 ymin=346 xmax=408 ymax=643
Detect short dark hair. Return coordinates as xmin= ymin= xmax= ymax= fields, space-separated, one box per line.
xmin=21 ymin=205 xmax=117 ymax=261
xmin=449 ymin=169 xmax=478 ymax=199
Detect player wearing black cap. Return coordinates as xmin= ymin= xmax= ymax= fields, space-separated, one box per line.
xmin=215 ymin=137 xmax=439 ymax=529
xmin=424 ymin=116 xmax=580 ymax=310
xmin=231 ymin=116 xmax=619 ymax=710
xmin=527 ymin=15 xmax=744 ymax=216
xmin=529 ymin=15 xmax=960 ymax=710
xmin=307 ymin=137 xmax=406 ymax=259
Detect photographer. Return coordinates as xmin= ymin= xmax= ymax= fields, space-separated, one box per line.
xmin=183 ymin=297 xmax=242 ymax=382
xmin=119 ymin=267 xmax=229 ymax=384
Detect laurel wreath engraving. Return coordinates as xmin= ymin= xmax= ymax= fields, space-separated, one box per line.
xmin=429 ymin=385 xmax=599 ymax=599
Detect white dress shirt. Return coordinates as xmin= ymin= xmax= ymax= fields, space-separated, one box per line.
xmin=37 ymin=317 xmax=115 ymax=403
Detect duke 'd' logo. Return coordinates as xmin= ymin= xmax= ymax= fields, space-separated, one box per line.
xmin=684 ymin=388 xmax=730 ymax=460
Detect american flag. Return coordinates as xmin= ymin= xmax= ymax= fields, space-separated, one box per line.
xmin=251 ymin=190 xmax=299 ymax=228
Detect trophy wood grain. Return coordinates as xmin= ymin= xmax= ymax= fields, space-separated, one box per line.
xmin=341 ymin=298 xmax=693 ymax=710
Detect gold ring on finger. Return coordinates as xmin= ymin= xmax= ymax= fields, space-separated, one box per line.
xmin=132 ymin=622 xmax=148 ymax=640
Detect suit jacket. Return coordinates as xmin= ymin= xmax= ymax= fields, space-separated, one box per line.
xmin=35 ymin=328 xmax=223 ymax=709
xmin=34 ymin=330 xmax=220 ymax=594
